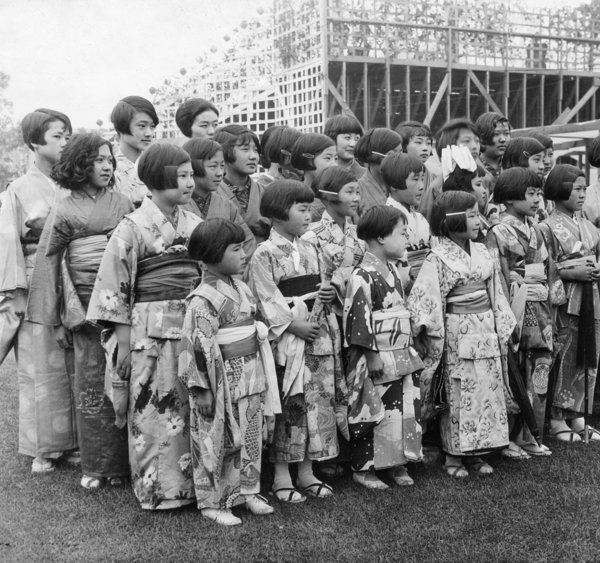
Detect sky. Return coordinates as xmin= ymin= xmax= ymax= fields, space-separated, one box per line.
xmin=0 ymin=0 xmax=588 ymax=129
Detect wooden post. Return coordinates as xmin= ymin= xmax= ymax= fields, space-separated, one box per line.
xmin=405 ymin=65 xmax=411 ymax=121
xmin=466 ymin=72 xmax=471 ymax=120
xmin=363 ymin=63 xmax=369 ymax=129
xmin=540 ymin=75 xmax=545 ymax=125
xmin=522 ymin=74 xmax=527 ymax=128
xmin=385 ymin=58 xmax=391 ymax=128
xmin=426 ymin=66 xmax=431 ymax=114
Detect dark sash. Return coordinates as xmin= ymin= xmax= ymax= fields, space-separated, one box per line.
xmin=277 ymin=273 xmax=320 ymax=311
xmin=446 ymin=281 xmax=491 ymax=314
xmin=135 ymin=253 xmax=200 ymax=302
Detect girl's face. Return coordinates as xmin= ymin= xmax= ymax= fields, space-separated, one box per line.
xmin=487 ymin=121 xmax=511 ymax=158
xmin=336 ymin=133 xmax=361 ymax=162
xmin=159 ymin=161 xmax=195 ymax=206
xmin=527 ymin=151 xmax=546 ymax=178
xmin=121 ymin=111 xmax=156 ymax=154
xmin=562 ymin=176 xmax=587 ymax=213
xmin=314 ymin=145 xmax=337 ymax=174
xmin=542 ymin=148 xmax=555 ymax=176
xmin=405 ymin=136 xmax=432 ymax=163
xmin=471 ymin=175 xmax=488 ymax=211
xmin=36 ymin=120 xmax=70 ymax=164
xmin=194 ymin=151 xmax=225 ymax=193
xmin=380 ymin=219 xmax=408 ymax=261
xmin=450 ymin=204 xmax=481 ymax=243
xmin=277 ymin=202 xmax=312 ymax=239
xmin=213 ymin=242 xmax=245 ymax=277
xmin=456 ymin=128 xmax=481 ymax=161
xmin=329 ymin=181 xmax=360 ymax=218
xmin=509 ymin=186 xmax=542 ymax=219
xmin=89 ymin=144 xmax=114 ymax=190
xmin=191 ymin=110 xmax=219 ymax=139
xmin=230 ymin=140 xmax=259 ymax=177
xmin=402 ymin=171 xmax=425 ymax=207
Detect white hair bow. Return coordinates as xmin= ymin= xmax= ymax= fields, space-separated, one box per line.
xmin=441 ymin=145 xmax=477 ymax=181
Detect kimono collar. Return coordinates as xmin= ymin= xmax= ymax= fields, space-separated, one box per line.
xmin=201 ymin=271 xmax=242 ymax=304
xmin=270 ymin=228 xmax=300 ymax=269
xmin=361 ymin=251 xmax=396 ymax=284
xmin=138 ymin=197 xmax=185 ymax=244
xmin=320 ymin=209 xmax=350 ymax=234
xmin=386 ymin=197 xmax=413 ymax=215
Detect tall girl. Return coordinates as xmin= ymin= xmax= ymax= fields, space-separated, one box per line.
xmin=539 ymin=165 xmax=600 ymax=443
xmin=28 ymin=133 xmax=132 ymax=488
xmin=408 ymin=191 xmax=516 ymax=478
xmin=87 ymin=144 xmax=201 ymax=509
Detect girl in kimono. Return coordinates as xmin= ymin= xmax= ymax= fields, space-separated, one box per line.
xmin=181 ymin=138 xmax=256 ymax=263
xmin=486 ymin=168 xmax=557 ymax=457
xmin=539 ymin=165 xmax=600 ymax=443
xmin=290 ymin=133 xmax=337 ymax=221
xmin=256 ymin=125 xmax=303 ymax=189
xmin=381 ymin=152 xmax=429 ymax=285
xmin=28 ymin=133 xmax=133 ymax=488
xmin=175 ymin=98 xmax=219 ymax=140
xmin=355 ymin=128 xmax=403 ymax=216
xmin=408 ymin=191 xmax=516 ymax=478
xmin=179 ymin=218 xmax=279 ymax=526
xmin=248 ymin=180 xmax=343 ymax=503
xmin=343 ymin=206 xmax=424 ymax=490
xmin=583 ymin=136 xmax=600 ymax=228
xmin=0 ymin=108 xmax=78 ymax=474
xmin=87 ymin=143 xmax=201 ymax=509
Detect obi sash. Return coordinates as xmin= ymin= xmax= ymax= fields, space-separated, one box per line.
xmin=134 ymin=253 xmax=200 ymax=302
xmin=217 ymin=319 xmax=259 ymax=360
xmin=406 ymin=248 xmax=429 ymax=280
xmin=278 ymin=274 xmax=320 ymax=311
xmin=446 ymin=281 xmax=491 ymax=314
xmin=67 ymin=234 xmax=108 ymax=299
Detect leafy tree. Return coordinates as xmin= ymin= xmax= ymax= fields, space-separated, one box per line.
xmin=0 ymin=72 xmax=28 ymax=190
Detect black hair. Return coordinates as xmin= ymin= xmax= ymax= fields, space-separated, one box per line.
xmin=262 ymin=126 xmax=303 ymax=168
xmin=588 ymin=135 xmax=600 ymax=168
xmin=544 ymin=164 xmax=585 ymax=201
xmin=430 ymin=191 xmax=477 ymax=236
xmin=442 ymin=168 xmax=477 ymax=194
xmin=182 ymin=138 xmax=223 ymax=177
xmin=188 ymin=218 xmax=245 ymax=263
xmin=357 ymin=205 xmax=406 ymax=241
xmin=213 ymin=124 xmax=260 ymax=163
xmin=529 ymin=131 xmax=553 ymax=150
xmin=110 ymin=96 xmax=159 ymax=135
xmin=493 ymin=168 xmax=543 ymax=203
xmin=260 ymin=180 xmax=314 ymax=220
xmin=290 ymin=133 xmax=335 ymax=172
xmin=259 ymin=125 xmax=286 ymax=168
xmin=324 ymin=114 xmax=364 ymax=141
xmin=52 ymin=133 xmax=115 ymax=190
xmin=21 ymin=108 xmax=72 ymax=151
xmin=502 ymin=137 xmax=546 ymax=169
xmin=475 ymin=111 xmax=510 ymax=148
xmin=311 ymin=166 xmax=357 ymax=200
xmin=394 ymin=121 xmax=433 ymax=150
xmin=354 ymin=128 xmax=403 ymax=165
xmin=175 ymin=98 xmax=219 ymax=138
xmin=137 ymin=143 xmax=191 ymax=191
xmin=381 ymin=152 xmax=423 ymax=191
xmin=434 ymin=118 xmax=479 ymax=158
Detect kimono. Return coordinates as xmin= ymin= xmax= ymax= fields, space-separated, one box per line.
xmin=0 ymin=165 xmax=77 ymax=459
xmin=113 ymin=145 xmax=150 ymax=207
xmin=247 ymin=229 xmax=347 ymax=462
xmin=408 ymin=237 xmax=516 ymax=456
xmin=179 ymin=273 xmax=279 ymax=510
xmin=343 ymin=252 xmax=424 ymax=471
xmin=87 ymin=197 xmax=201 ymax=509
xmin=27 ymin=188 xmax=132 ymax=478
xmin=357 ymin=169 xmax=387 ymax=216
xmin=303 ymin=210 xmax=366 ymax=317
xmin=539 ymin=210 xmax=600 ymax=420
xmin=486 ymin=215 xmax=562 ymax=438
xmin=217 ymin=177 xmax=266 ymax=242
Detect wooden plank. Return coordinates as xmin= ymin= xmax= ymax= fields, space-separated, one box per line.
xmin=446 ymin=68 xmax=452 ymax=121
xmin=503 ymin=69 xmax=509 ymax=118
xmin=405 ymin=65 xmax=411 ymax=121
xmin=426 ymin=66 xmax=431 ymax=114
xmin=468 ymin=70 xmax=502 ymax=114
xmin=322 ymin=74 xmax=360 ymax=121
xmin=385 ymin=58 xmax=391 ymax=128
xmin=556 ymin=83 xmax=599 ymax=126
xmin=466 ymin=71 xmax=471 ymax=120
xmin=521 ymin=74 xmax=527 ymax=128
xmin=363 ymin=63 xmax=369 ymax=129
xmin=423 ymin=73 xmax=448 ymax=126
xmin=512 ymin=118 xmax=600 ymax=136
xmin=540 ymin=74 xmax=545 ymax=125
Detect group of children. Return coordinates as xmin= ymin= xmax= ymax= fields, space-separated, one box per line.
xmin=2 ymin=96 xmax=600 ymax=527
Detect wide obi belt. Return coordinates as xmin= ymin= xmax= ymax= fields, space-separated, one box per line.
xmin=134 ymin=252 xmax=200 ymax=303
xmin=372 ymin=306 xmax=424 ymax=378
xmin=446 ymin=281 xmax=491 ymax=314
xmin=216 ymin=319 xmax=259 ymax=360
xmin=278 ymin=274 xmax=320 ymax=311
xmin=68 ymin=234 xmax=107 ymax=297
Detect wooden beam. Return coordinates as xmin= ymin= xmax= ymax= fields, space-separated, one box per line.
xmin=503 ymin=70 xmax=509 ymax=118
xmin=322 ymin=74 xmax=360 ymax=122
xmin=540 ymin=75 xmax=545 ymax=125
xmin=521 ymin=74 xmax=527 ymax=128
xmin=468 ymin=70 xmax=502 ymax=115
xmin=423 ymin=73 xmax=449 ymax=126
xmin=385 ymin=58 xmax=391 ymax=128
xmin=446 ymin=68 xmax=452 ymax=121
xmin=363 ymin=63 xmax=369 ymax=129
xmin=405 ymin=65 xmax=411 ymax=121
xmin=553 ymin=81 xmax=600 ymax=126
xmin=426 ymin=66 xmax=431 ymax=114
xmin=466 ymin=71 xmax=471 ymax=120
xmin=513 ymin=118 xmax=600 ymax=136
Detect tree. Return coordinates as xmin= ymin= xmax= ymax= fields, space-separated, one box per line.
xmin=0 ymin=72 xmax=28 ymax=190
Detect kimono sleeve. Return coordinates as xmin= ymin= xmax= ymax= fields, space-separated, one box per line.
xmin=538 ymin=221 xmax=566 ymax=306
xmin=343 ymin=269 xmax=377 ymax=350
xmin=488 ymin=256 xmax=517 ymax=346
xmin=485 ymin=225 xmax=512 ymax=299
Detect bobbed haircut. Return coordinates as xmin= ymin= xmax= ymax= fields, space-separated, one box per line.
xmin=260 ymin=180 xmax=314 ymax=221
xmin=290 ymin=133 xmax=335 ymax=172
xmin=442 ymin=167 xmax=476 ymax=194
xmin=324 ymin=114 xmax=364 ymax=141
xmin=175 ymin=98 xmax=219 ymax=138
xmin=430 ymin=191 xmax=477 ymax=237
xmin=182 ymin=138 xmax=223 ymax=177
xmin=475 ymin=111 xmax=510 ymax=147
xmin=434 ymin=118 xmax=479 ymax=157
xmin=259 ymin=125 xmax=286 ymax=168
xmin=502 ymin=137 xmax=545 ymax=169
xmin=52 ymin=133 xmax=115 ymax=191
xmin=494 ymin=168 xmax=543 ymax=203
xmin=395 ymin=121 xmax=433 ymax=150
xmin=110 ymin=96 xmax=159 ymax=136
xmin=262 ymin=126 xmax=303 ymax=168
xmin=22 ymin=108 xmax=72 ymax=150
xmin=381 ymin=152 xmax=424 ymax=191
xmin=529 ymin=131 xmax=553 ymax=150
xmin=137 ymin=143 xmax=190 ymax=191
xmin=354 ymin=128 xmax=403 ymax=165
xmin=357 ymin=205 xmax=406 ymax=241
xmin=188 ymin=218 xmax=245 ymax=263
xmin=588 ymin=135 xmax=600 ymax=168
xmin=311 ymin=166 xmax=357 ymax=200
xmin=544 ymin=164 xmax=585 ymax=201
xmin=213 ymin=124 xmax=260 ymax=163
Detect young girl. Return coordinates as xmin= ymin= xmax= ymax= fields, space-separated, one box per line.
xmin=290 ymin=133 xmax=338 ymax=221
xmin=87 ymin=144 xmax=201 ymax=509
xmin=248 ymin=180 xmax=343 ymax=503
xmin=344 ymin=206 xmax=424 ymax=490
xmin=175 ymin=98 xmax=219 ymax=140
xmin=179 ymin=218 xmax=279 ymax=526
xmin=583 ymin=135 xmax=600 ymax=228
xmin=355 ymin=128 xmax=403 ymax=215
xmin=28 ymin=134 xmax=132 ymax=488
xmin=408 ymin=191 xmax=516 ymax=478
xmin=255 ymin=125 xmax=303 ymax=189
xmin=539 ymin=165 xmax=600 ymax=443
xmin=487 ymin=168 xmax=558 ymax=457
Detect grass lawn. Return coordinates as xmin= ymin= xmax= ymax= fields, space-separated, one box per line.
xmin=2 ymin=355 xmax=600 ymax=562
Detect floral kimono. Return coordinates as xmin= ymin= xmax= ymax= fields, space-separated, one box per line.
xmin=87 ymin=197 xmax=201 ymax=510
xmin=303 ymin=210 xmax=366 ymax=317
xmin=0 ymin=165 xmax=77 ymax=459
xmin=343 ymin=252 xmax=424 ymax=471
xmin=407 ymin=237 xmax=516 ymax=456
xmin=179 ymin=273 xmax=279 ymax=510
xmin=247 ymin=229 xmax=348 ymax=463
xmin=113 ymin=145 xmax=150 ymax=207
xmin=539 ymin=210 xmax=600 ymax=420
xmin=27 ymin=188 xmax=133 ymax=478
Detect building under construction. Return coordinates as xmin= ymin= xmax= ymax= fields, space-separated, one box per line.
xmin=153 ymin=0 xmax=600 ymax=151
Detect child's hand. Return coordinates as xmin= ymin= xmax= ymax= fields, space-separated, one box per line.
xmin=365 ymin=350 xmax=384 ymax=378
xmin=195 ymin=389 xmax=214 ymax=417
xmin=288 ymin=320 xmax=320 ymax=342
xmin=317 ymin=283 xmax=336 ymax=304
xmin=561 ymin=260 xmax=598 ymax=282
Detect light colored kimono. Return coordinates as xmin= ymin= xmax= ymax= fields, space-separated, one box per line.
xmin=87 ymin=197 xmax=201 ymax=509
xmin=408 ymin=236 xmax=516 ymax=456
xmin=0 ymin=164 xmax=77 ymax=459
xmin=113 ymin=145 xmax=150 ymax=207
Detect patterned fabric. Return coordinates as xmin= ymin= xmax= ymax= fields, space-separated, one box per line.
xmin=407 ymin=237 xmax=515 ymax=455
xmin=113 ymin=145 xmax=150 ymax=207
xmin=343 ymin=251 xmax=423 ymax=470
xmin=191 ymin=191 xmax=212 ymax=218
xmin=217 ymin=178 xmax=266 ymax=242
xmin=87 ymin=197 xmax=201 ymax=509
xmin=223 ymin=176 xmax=251 ymax=214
